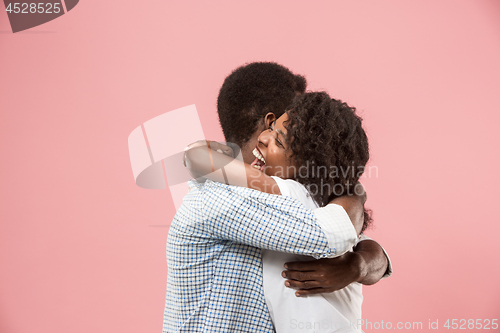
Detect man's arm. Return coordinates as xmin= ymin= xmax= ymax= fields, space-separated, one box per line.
xmin=353 ymin=238 xmax=390 ymax=284
xmin=281 ymin=185 xmax=391 ymax=295
xmin=199 ymin=180 xmax=363 ymax=258
xmin=281 ymin=239 xmax=390 ymax=296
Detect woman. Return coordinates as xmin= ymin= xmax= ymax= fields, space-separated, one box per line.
xmin=184 ymin=92 xmax=371 ymax=332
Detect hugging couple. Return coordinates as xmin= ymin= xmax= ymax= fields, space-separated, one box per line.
xmin=163 ymin=62 xmax=392 ymax=333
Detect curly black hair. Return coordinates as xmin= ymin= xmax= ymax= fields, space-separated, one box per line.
xmin=285 ymin=92 xmax=373 ymax=232
xmin=217 ymin=62 xmax=306 ymax=148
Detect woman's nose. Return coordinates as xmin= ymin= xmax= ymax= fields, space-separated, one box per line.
xmin=258 ymin=130 xmax=271 ymax=147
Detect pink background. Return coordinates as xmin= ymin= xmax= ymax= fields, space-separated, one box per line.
xmin=1 ymin=1 xmax=500 ymax=332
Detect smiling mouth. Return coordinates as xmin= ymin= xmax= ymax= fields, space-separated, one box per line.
xmin=250 ymin=148 xmax=266 ymax=171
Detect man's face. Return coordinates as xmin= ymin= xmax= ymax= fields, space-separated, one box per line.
xmin=240 ymin=131 xmax=263 ymax=165
xmin=239 ymin=112 xmax=276 ymax=164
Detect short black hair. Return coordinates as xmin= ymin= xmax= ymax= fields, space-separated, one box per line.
xmin=217 ymin=62 xmax=306 ymax=147
xmin=285 ymin=92 xmax=373 ymax=231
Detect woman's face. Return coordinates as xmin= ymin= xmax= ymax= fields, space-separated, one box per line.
xmin=250 ymin=113 xmax=296 ymax=179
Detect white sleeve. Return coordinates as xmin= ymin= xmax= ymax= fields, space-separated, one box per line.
xmin=314 ymin=204 xmax=357 ymax=256
xmin=272 ymin=176 xmax=357 ymax=256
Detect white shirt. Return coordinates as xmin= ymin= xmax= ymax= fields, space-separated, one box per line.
xmin=262 ymin=177 xmax=365 ymax=333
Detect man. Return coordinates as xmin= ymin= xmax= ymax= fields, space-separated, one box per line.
xmin=163 ymin=62 xmax=391 ymax=332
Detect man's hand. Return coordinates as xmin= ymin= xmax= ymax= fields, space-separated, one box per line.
xmin=281 ymin=252 xmax=366 ymax=297
xmin=282 ymin=239 xmax=389 ymax=296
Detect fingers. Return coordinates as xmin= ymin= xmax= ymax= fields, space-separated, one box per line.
xmin=284 ymin=279 xmax=323 ymax=290
xmin=186 ymin=140 xmax=208 ymax=150
xmin=209 ymin=141 xmax=234 ymax=158
xmin=284 ymin=260 xmax=322 ymax=271
xmin=283 ymin=277 xmax=340 ymax=296
xmin=294 ymin=288 xmax=334 ymax=297
xmin=282 ymin=269 xmax=322 ymax=282
xmin=225 ymin=142 xmax=241 ymax=158
xmin=222 ymin=146 xmax=234 ymax=158
xmin=186 ymin=140 xmax=235 ymax=158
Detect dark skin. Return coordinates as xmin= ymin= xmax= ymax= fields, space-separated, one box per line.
xmin=283 ymin=236 xmax=388 ymax=296
xmin=246 ymin=113 xmax=389 ymax=296
xmin=189 ymin=113 xmax=389 ymax=296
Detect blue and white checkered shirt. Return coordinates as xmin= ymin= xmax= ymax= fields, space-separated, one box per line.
xmin=163 ymin=180 xmax=357 ymax=333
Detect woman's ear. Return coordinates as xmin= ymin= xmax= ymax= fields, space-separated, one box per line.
xmin=263 ymin=112 xmax=276 ymax=129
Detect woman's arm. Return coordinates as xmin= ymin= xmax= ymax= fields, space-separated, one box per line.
xmin=184 ymin=140 xmax=280 ymax=195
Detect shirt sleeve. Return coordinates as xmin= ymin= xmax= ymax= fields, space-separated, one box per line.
xmin=357 ymin=234 xmax=393 ymax=278
xmin=200 ymin=180 xmax=357 ymax=259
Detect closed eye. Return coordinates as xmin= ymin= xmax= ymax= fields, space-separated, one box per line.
xmin=268 ymin=121 xmax=285 ymax=148
xmin=275 ymin=138 xmax=284 ymax=148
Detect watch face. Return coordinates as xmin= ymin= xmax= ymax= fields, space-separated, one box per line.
xmin=4 ymin=0 xmax=79 ymax=33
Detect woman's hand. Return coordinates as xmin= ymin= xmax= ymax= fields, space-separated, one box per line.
xmin=183 ymin=140 xmax=234 ymax=167
xmin=206 ymin=141 xmax=234 ymax=158
xmin=185 ymin=140 xmax=234 ymax=156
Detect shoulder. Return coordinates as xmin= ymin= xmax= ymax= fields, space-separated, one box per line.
xmin=201 ymin=179 xmax=309 ymax=212
xmin=271 ymin=177 xmax=318 ymax=208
